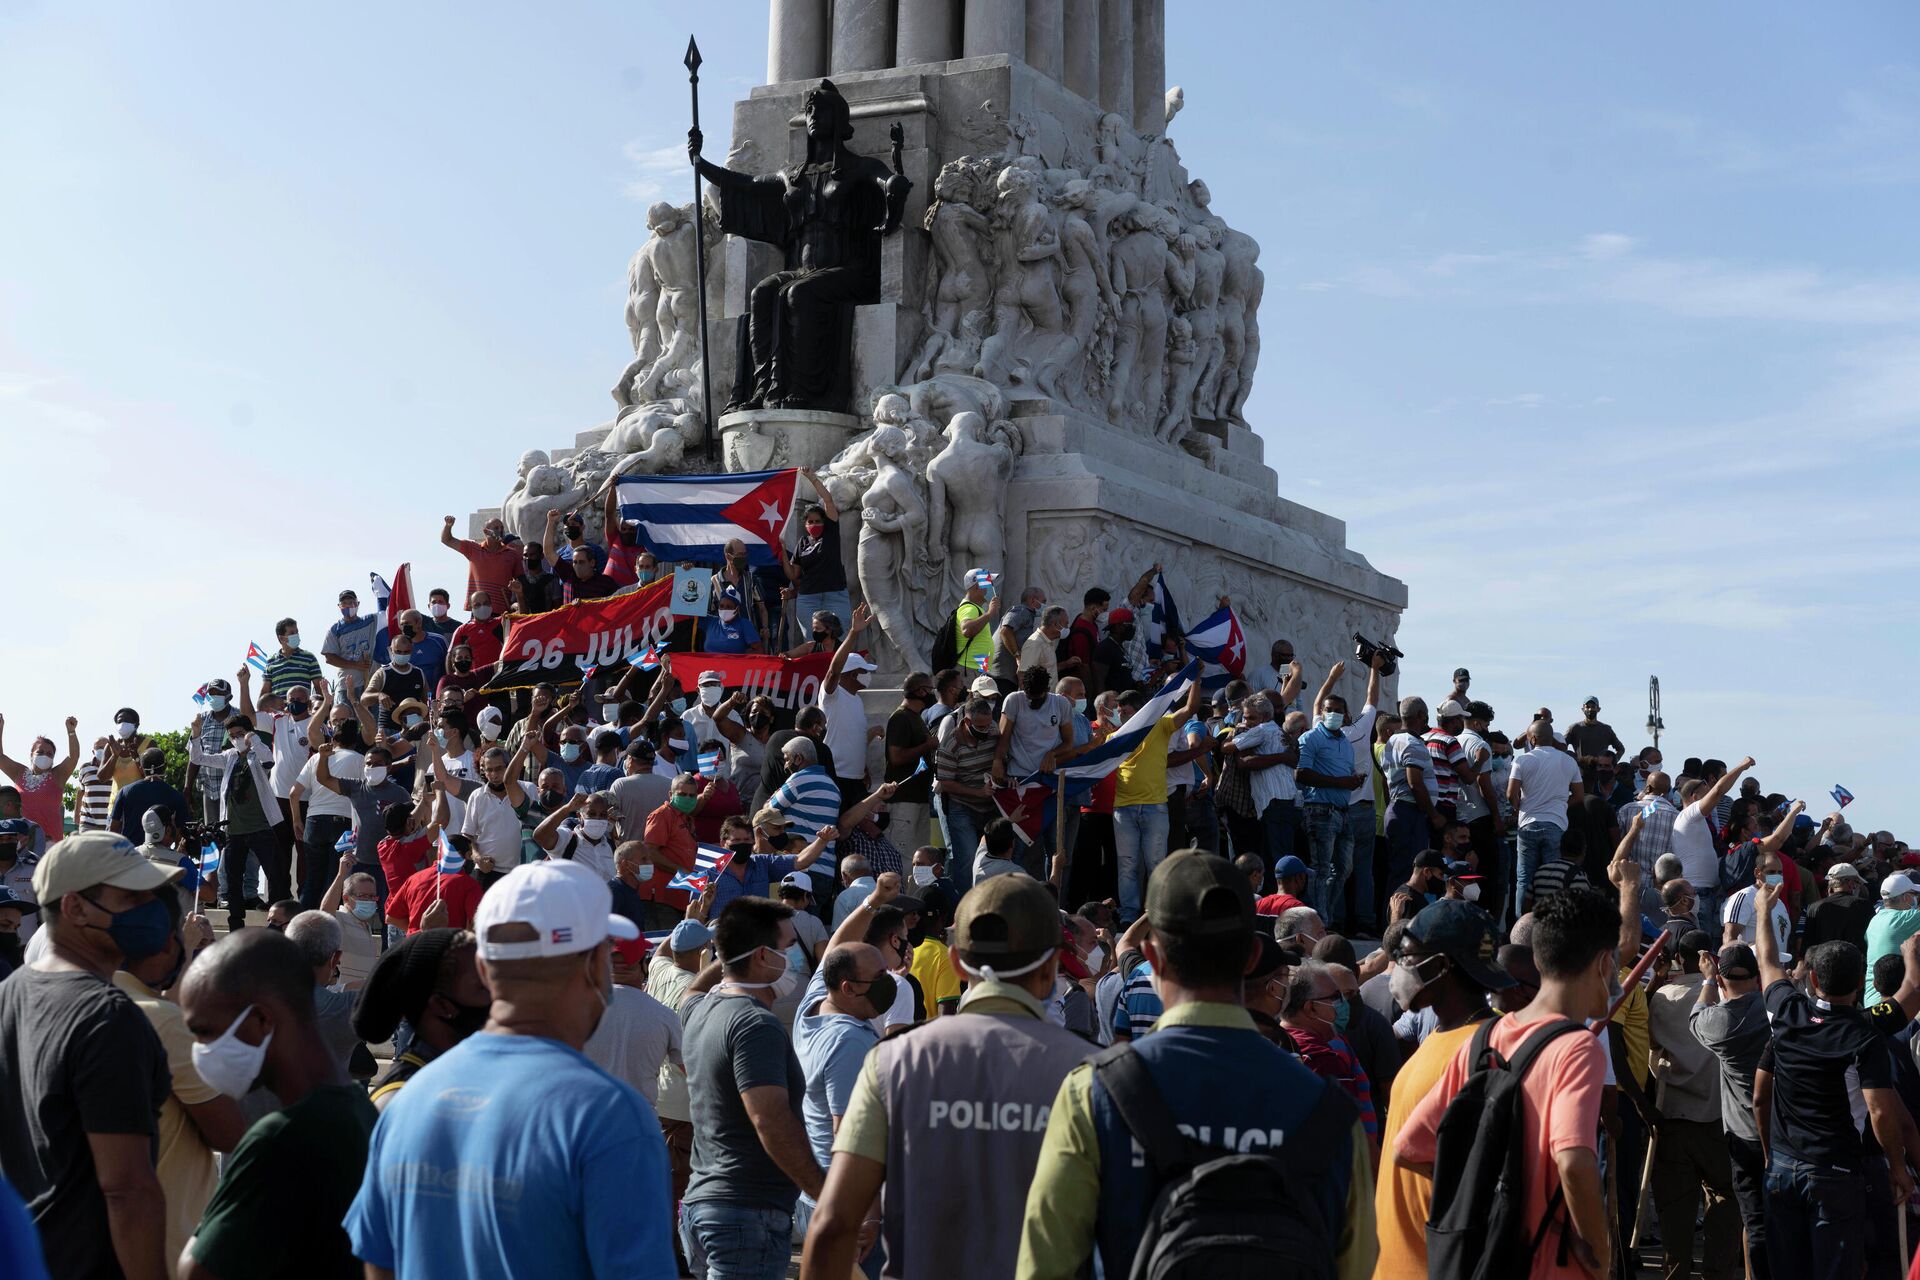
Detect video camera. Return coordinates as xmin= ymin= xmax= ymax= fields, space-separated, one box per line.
xmin=178 ymin=817 xmax=228 ymax=851
xmin=1352 ymin=634 xmax=1403 ymax=677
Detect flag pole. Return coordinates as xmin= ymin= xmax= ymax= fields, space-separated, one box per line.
xmin=1053 ymin=780 xmax=1067 ymax=895
xmin=685 ymin=35 xmax=718 ymax=465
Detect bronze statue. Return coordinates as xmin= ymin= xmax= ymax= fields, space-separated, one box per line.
xmin=688 ymin=79 xmax=910 ymax=412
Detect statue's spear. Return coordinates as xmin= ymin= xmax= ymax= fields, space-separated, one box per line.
xmin=685 ymin=35 xmax=717 ymax=464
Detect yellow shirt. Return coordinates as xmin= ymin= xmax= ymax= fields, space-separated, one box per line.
xmin=112 ymin=970 xmax=221 ymax=1266
xmin=1611 ymin=971 xmax=1652 ymax=1089
xmin=1113 ymin=715 xmax=1182 ymax=809
xmin=1373 ymin=1018 xmax=1484 ymax=1279
xmin=911 ymin=937 xmax=963 ymax=1019
xmin=956 ymin=602 xmax=992 ymax=673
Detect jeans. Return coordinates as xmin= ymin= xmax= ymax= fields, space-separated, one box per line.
xmin=1113 ymin=802 xmax=1170 ymax=922
xmin=1764 ymin=1154 xmax=1865 ymax=1280
xmin=1725 ymin=1133 xmax=1770 ymax=1280
xmin=1260 ymin=797 xmax=1297 ymax=877
xmin=1514 ymin=821 xmax=1564 ymax=915
xmin=1383 ymin=799 xmax=1430 ymax=896
xmin=301 ymin=814 xmax=353 ymax=909
xmin=1301 ymin=802 xmax=1354 ymax=928
xmin=681 ymin=1201 xmax=792 ymax=1280
xmin=794 ymin=588 xmax=852 ymax=637
xmin=939 ymin=802 xmax=989 ymax=892
xmin=220 ymin=828 xmax=279 ymax=931
xmin=1343 ymin=799 xmax=1375 ymax=934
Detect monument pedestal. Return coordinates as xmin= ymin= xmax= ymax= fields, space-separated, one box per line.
xmin=719 ymin=407 xmax=862 ymax=473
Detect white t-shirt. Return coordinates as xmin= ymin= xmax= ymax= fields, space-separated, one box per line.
xmin=1344 ymin=705 xmax=1380 ymax=806
xmin=1454 ymin=728 xmax=1493 ymax=822
xmin=1670 ymin=803 xmax=1719 ymax=889
xmin=269 ymin=714 xmax=315 ymax=799
xmin=1510 ymin=746 xmax=1581 ymax=831
xmin=582 ymin=985 xmax=682 ymax=1107
xmin=1722 ymin=885 xmax=1793 ymax=962
xmin=295 ymin=752 xmax=357 ymax=819
xmin=816 ymin=684 xmax=869 ymax=782
xmin=553 ymin=826 xmax=618 ymax=881
xmin=461 ymin=781 xmax=536 ymax=865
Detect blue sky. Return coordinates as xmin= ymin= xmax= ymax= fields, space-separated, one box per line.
xmin=3 ymin=4 xmax=1914 ymax=829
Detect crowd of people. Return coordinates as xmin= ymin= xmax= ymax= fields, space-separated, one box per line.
xmin=0 ymin=502 xmax=1915 ymax=1280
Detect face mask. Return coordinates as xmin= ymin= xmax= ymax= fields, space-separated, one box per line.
xmin=1073 ymin=698 xmax=1088 ymax=715
xmin=191 ymin=1005 xmax=272 ymax=1099
xmin=340 ymin=604 xmax=358 ymax=619
xmin=858 ymin=970 xmax=900 ymax=1016
xmin=392 ymin=656 xmax=413 ymax=672
xmin=208 ymin=695 xmax=229 ymax=712
xmin=541 ymin=789 xmax=567 ymax=809
xmin=83 ymin=894 xmax=174 ymax=961
xmin=403 ymin=624 xmax=421 ymax=640
xmin=443 ymin=998 xmax=491 ymax=1038
xmin=116 ymin=722 xmax=137 ymax=739
xmin=582 ymin=818 xmax=610 ymax=841
xmin=1464 ymin=883 xmax=1482 ymax=903
xmin=1085 ymin=944 xmax=1106 ymax=971
xmin=29 ymin=753 xmax=52 ymax=772
xmin=1322 ymin=712 xmax=1345 ymax=731
xmin=1763 ymin=872 xmax=1784 ymax=887
xmin=670 ymin=737 xmax=690 ymax=754
xmin=288 ymin=700 xmax=309 ymax=719
xmin=632 ymin=863 xmax=655 ymax=882
xmin=92 ymin=748 xmax=105 ymax=763
xmin=718 ymin=608 xmax=738 ymax=624
xmin=565 ymin=524 xmax=585 ymax=541
xmin=724 ymin=944 xmax=801 ymax=998
xmin=474 ymin=604 xmax=493 ymax=620
xmin=728 ymin=840 xmax=755 ymax=857
xmin=434 ymin=728 xmax=449 ymax=747
xmin=700 ymin=686 xmax=723 ymax=707
xmin=365 ymin=765 xmax=389 ymax=785
xmin=811 ymin=631 xmax=829 ymax=644
xmin=430 ymin=603 xmax=449 ymax=619
xmin=600 ymin=704 xmax=621 ymax=723
xmin=560 ymin=743 xmax=583 ymax=763
xmin=669 ymin=794 xmax=698 ymax=814
xmin=452 ymin=659 xmax=472 ymax=673
xmin=1331 ymin=995 xmax=1351 ymax=1035
xmin=284 ymin=632 xmax=302 ymax=649
xmin=670 ymin=698 xmax=688 ymax=716
xmin=911 ymin=864 xmax=937 ymax=886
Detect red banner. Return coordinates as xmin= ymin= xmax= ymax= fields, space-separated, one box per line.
xmin=663 ymin=650 xmax=839 ymax=719
xmin=483 ymin=578 xmax=673 ymax=693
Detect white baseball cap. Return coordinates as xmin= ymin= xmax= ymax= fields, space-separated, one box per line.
xmin=842 ymin=653 xmax=876 ymax=675
xmin=474 ymin=860 xmax=639 ymax=960
xmin=1882 ymin=872 xmax=1919 ymax=900
xmin=33 ymin=830 xmax=183 ymax=904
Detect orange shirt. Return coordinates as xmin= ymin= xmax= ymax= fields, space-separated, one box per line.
xmin=1372 ymin=1019 xmax=1484 ymax=1279
xmin=640 ymin=802 xmax=699 ymax=905
xmin=1393 ymin=1012 xmax=1607 ymax=1280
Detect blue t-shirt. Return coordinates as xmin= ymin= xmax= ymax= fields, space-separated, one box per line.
xmin=408 ymin=632 xmax=449 ymax=690
xmin=344 ymin=1033 xmax=674 ymax=1280
xmin=699 ymin=614 xmax=761 ymax=654
xmin=792 ymin=969 xmax=880 ymax=1187
xmin=1295 ymin=722 xmax=1356 ymax=807
xmin=575 ymin=762 xmax=622 ymax=796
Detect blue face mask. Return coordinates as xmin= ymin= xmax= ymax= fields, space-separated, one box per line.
xmin=670 ymin=698 xmax=689 ymax=716
xmin=351 ymin=898 xmax=379 ymax=920
xmin=1322 ymin=712 xmax=1345 ymax=731
xmin=83 ymin=895 xmax=173 ymax=962
xmin=559 ymin=743 xmax=583 ymax=763
xmin=1331 ymin=994 xmax=1351 ymax=1035
xmin=1763 ymin=872 xmax=1784 ymax=887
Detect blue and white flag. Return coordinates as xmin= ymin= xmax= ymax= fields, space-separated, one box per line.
xmin=334 ymin=828 xmax=359 ymax=855
xmin=435 ymin=829 xmax=464 ymax=874
xmin=668 ymin=844 xmax=734 ymax=893
xmin=1145 ymin=570 xmax=1183 ymax=650
xmin=1832 ymin=784 xmax=1855 ymax=809
xmin=190 ymin=842 xmax=222 ymax=888
xmin=696 ymin=747 xmax=724 ymax=779
xmin=1055 ymin=660 xmax=1200 ymax=782
xmin=1182 ymin=606 xmax=1247 ymax=692
xmin=616 ymin=469 xmax=800 ymax=567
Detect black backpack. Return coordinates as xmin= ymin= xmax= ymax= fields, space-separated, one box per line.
xmin=930 ymin=606 xmax=961 ymax=674
xmin=1425 ymin=1017 xmax=1589 ymax=1280
xmin=1094 ymin=1042 xmax=1358 ymax=1280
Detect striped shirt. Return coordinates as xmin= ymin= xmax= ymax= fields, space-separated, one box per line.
xmin=1422 ymin=729 xmax=1468 ymax=807
xmin=769 ymin=765 xmax=843 ymax=870
xmin=1617 ymin=796 xmax=1679 ymax=868
xmin=75 ymin=761 xmax=112 ymax=830
xmin=1113 ymin=959 xmax=1163 ymax=1039
xmin=262 ymin=647 xmax=323 ymax=696
xmin=934 ymin=716 xmax=999 ymax=818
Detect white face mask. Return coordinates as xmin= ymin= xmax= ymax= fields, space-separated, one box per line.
xmin=92 ymin=748 xmax=106 ymax=763
xmin=478 ymin=719 xmax=502 ymax=741
xmin=718 ymin=608 xmax=738 ymax=624
xmin=700 ymin=686 xmax=724 ymax=707
xmin=29 ymin=754 xmax=53 ymax=772
xmin=208 ymin=696 xmax=228 ymax=712
xmin=600 ymin=704 xmax=621 ymax=723
xmin=473 ymin=604 xmax=493 ymax=620
xmin=582 ymin=818 xmax=610 ymax=842
xmin=1084 ymin=944 xmax=1106 ymax=972
xmin=1463 ymin=883 xmax=1482 ymax=903
xmin=633 ymin=864 xmax=654 ymax=882
xmin=430 ymin=603 xmax=449 ymax=619
xmin=191 ymin=1005 xmax=272 ymax=1099
xmin=116 ymin=722 xmax=137 ymax=739
xmin=723 ymin=945 xmax=801 ymax=999
xmin=364 ymin=765 xmax=389 ymax=785
xmin=911 ymin=864 xmax=937 ymax=886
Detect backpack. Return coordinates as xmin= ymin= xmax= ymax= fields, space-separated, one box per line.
xmin=931 ymin=606 xmax=961 ymax=674
xmin=1425 ymin=1017 xmax=1589 ymax=1280
xmin=1094 ymin=1042 xmax=1357 ymax=1280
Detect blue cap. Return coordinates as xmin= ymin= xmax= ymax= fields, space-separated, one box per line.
xmin=668 ymin=919 xmax=713 ymax=953
xmin=1274 ymin=855 xmax=1309 ymax=880
xmin=1794 ymin=814 xmax=1816 ymax=832
xmin=0 ymin=887 xmax=37 ymax=914
xmin=0 ymin=818 xmax=33 ymax=839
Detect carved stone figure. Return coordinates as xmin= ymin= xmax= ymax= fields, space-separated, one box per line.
xmin=1164 ymin=86 xmax=1185 ymax=126
xmin=502 ymin=463 xmax=588 ymax=548
xmin=975 ymin=166 xmax=1068 ymax=394
xmin=855 ymin=425 xmax=931 ymax=671
xmin=611 ymin=203 xmax=704 ymax=407
xmin=1053 ymin=181 xmax=1119 ymax=395
xmin=1182 ymin=220 xmax=1229 ymax=422
xmin=908 ymin=161 xmax=995 ymax=383
xmin=1156 ymin=315 xmax=1201 ymax=445
xmin=926 ymin=410 xmax=1017 ymax=599
xmin=689 ymin=79 xmax=910 ymax=411
xmin=1107 ymin=204 xmax=1183 ymax=430
xmin=1216 ymin=223 xmax=1264 ymax=424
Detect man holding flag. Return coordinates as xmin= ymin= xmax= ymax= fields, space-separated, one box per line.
xmin=385 ymin=830 xmax=483 ymax=934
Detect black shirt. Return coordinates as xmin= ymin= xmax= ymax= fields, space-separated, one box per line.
xmin=0 ymin=966 xmax=170 ymax=1279
xmin=1762 ymin=978 xmax=1895 ymax=1171
xmin=883 ymin=705 xmax=932 ymax=805
xmin=563 ymin=572 xmax=621 ymax=602
xmin=1564 ymin=719 xmax=1625 ymax=760
xmin=516 ymin=571 xmax=564 ymax=613
xmin=792 ymin=520 xmax=846 ymax=594
xmin=1802 ymin=890 xmax=1876 ymax=953
xmin=1093 ymin=638 xmax=1138 ymax=694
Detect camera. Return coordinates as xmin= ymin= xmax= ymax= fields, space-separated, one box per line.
xmin=178 ymin=817 xmax=228 ymax=851
xmin=1352 ymin=634 xmax=1403 ymax=677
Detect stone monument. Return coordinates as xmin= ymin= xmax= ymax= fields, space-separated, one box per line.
xmin=477 ymin=0 xmax=1406 ymax=711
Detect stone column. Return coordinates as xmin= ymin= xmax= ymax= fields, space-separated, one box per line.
xmin=831 ymin=0 xmax=896 ymax=74
xmin=1061 ymin=0 xmax=1098 ymax=101
xmin=767 ymin=0 xmax=830 ymax=83
xmin=963 ymin=0 xmax=1026 ymax=60
xmin=896 ymin=0 xmax=959 ymax=64
xmin=1097 ymin=0 xmax=1132 ymax=118
xmin=1131 ymin=0 xmax=1163 ymax=131
xmin=1025 ymin=0 xmax=1064 ymax=81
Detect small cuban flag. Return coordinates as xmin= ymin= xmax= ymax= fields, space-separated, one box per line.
xmin=973 ymin=652 xmax=991 ymax=673
xmin=1832 ymin=784 xmax=1855 ymax=809
xmin=580 ymin=663 xmax=600 ymax=685
xmin=912 ymin=755 xmax=929 ymax=777
xmin=334 ymin=828 xmax=359 ymax=855
xmin=629 ymin=642 xmax=664 ymax=672
xmin=669 ymin=844 xmax=733 ymax=893
xmin=696 ymin=746 xmax=724 ymax=779
xmin=192 ymin=683 xmax=210 ymax=706
xmin=436 ymin=829 xmax=465 ymax=874
xmin=245 ymin=641 xmax=272 ymax=673
xmin=194 ymin=841 xmax=223 ymax=884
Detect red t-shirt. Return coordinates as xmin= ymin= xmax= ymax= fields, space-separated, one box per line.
xmin=454 ymin=540 xmax=525 ymax=616
xmin=376 ymin=832 xmax=433 ymax=899
xmin=450 ymin=618 xmax=504 ymax=670
xmin=389 ymin=865 xmax=484 ymax=932
xmin=1255 ymin=891 xmax=1307 ymax=917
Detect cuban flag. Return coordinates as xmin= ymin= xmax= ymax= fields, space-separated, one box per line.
xmin=973 ymin=652 xmax=991 ymax=673
xmin=245 ymin=641 xmax=272 ymax=674
xmin=629 ymin=642 xmax=664 ymax=672
xmin=1832 ymin=784 xmax=1855 ymax=809
xmin=183 ymin=842 xmax=222 ymax=892
xmin=334 ymin=828 xmax=359 ymax=855
xmin=669 ymin=844 xmax=733 ymax=893
xmin=1182 ymin=606 xmax=1246 ymax=692
xmin=370 ymin=564 xmax=414 ymax=662
xmin=435 ymin=829 xmax=464 ymax=875
xmin=1145 ymin=570 xmax=1183 ymax=651
xmin=696 ymin=746 xmax=724 ymax=779
xmin=1057 ymin=660 xmax=1201 ymax=782
xmin=992 ymin=781 xmax=1055 ymax=845
xmin=617 ymin=469 xmax=799 ymax=567
xmin=192 ymin=683 xmax=210 ymax=706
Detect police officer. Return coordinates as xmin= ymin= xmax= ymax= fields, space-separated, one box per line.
xmin=800 ymin=875 xmax=1095 ymax=1280
xmin=1016 ymin=849 xmax=1379 ymax=1280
